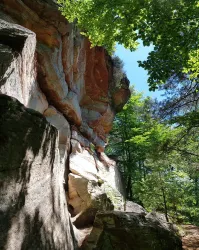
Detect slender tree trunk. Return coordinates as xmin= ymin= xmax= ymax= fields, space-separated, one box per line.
xmin=158 ymin=172 xmax=169 ymax=222
xmin=123 ymin=113 xmax=134 ymax=200
xmin=161 ymin=186 xmax=169 ymax=222
xmin=195 ymin=177 xmax=199 ymax=206
xmin=126 ymin=175 xmax=132 ymax=200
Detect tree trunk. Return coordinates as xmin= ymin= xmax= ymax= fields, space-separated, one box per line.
xmin=195 ymin=177 xmax=199 ymax=206
xmin=126 ymin=175 xmax=132 ymax=200
xmin=158 ymin=172 xmax=169 ymax=222
xmin=161 ymin=186 xmax=169 ymax=222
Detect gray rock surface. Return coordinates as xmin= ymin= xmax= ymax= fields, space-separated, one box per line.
xmin=0 ymin=20 xmax=48 ymax=114
xmin=82 ymin=211 xmax=182 ymax=250
xmin=125 ymin=201 xmax=147 ymax=214
xmin=0 ymin=95 xmax=74 ymax=250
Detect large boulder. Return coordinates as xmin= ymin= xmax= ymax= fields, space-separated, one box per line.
xmin=0 ymin=95 xmax=74 ymax=250
xmin=82 ymin=211 xmax=182 ymax=250
xmin=124 ymin=201 xmax=147 ymax=215
xmin=0 ymin=20 xmax=48 ymax=111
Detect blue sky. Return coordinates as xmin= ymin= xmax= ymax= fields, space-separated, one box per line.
xmin=115 ymin=43 xmax=163 ymax=100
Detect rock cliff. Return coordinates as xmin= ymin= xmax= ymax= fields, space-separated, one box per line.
xmin=0 ymin=95 xmax=74 ymax=249
xmin=0 ymin=1 xmax=182 ymax=249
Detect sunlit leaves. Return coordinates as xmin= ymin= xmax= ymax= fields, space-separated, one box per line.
xmin=107 ymin=88 xmax=199 ymax=224
xmin=58 ymin=0 xmax=198 ymax=88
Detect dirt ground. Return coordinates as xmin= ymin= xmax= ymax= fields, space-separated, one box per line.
xmin=182 ymin=225 xmax=199 ymax=250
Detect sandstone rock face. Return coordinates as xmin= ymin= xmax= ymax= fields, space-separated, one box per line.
xmin=0 ymin=21 xmax=34 ymax=104
xmin=44 ymin=106 xmax=71 ymax=146
xmin=0 ymin=0 xmax=130 ymax=150
xmin=82 ymin=211 xmax=182 ymax=250
xmin=0 ymin=95 xmax=74 ymax=250
xmin=0 ymin=20 xmax=49 ymax=114
xmin=0 ymin=1 xmax=130 ymax=249
xmin=44 ymin=106 xmax=71 ymax=187
xmin=68 ymin=141 xmax=125 ymax=223
xmin=67 ymin=140 xmax=126 ymax=248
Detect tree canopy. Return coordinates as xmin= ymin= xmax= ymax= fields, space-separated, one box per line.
xmin=106 ymin=89 xmax=199 ymax=225
xmin=58 ymin=0 xmax=199 ymax=89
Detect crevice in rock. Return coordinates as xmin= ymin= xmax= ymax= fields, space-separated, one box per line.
xmin=0 ymin=33 xmax=26 ymax=52
xmin=68 ymin=204 xmax=75 ymax=216
xmin=73 ymin=208 xmax=98 ymax=229
xmin=64 ymin=128 xmax=72 ymax=192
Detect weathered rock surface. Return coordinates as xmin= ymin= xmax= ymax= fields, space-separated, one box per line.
xmin=0 ymin=19 xmax=49 ymax=114
xmin=124 ymin=201 xmax=147 ymax=214
xmin=44 ymin=106 xmax=71 ymax=146
xmin=0 ymin=20 xmax=36 ymax=105
xmin=82 ymin=211 xmax=182 ymax=250
xmin=0 ymin=0 xmax=130 ymax=150
xmin=0 ymin=1 xmax=130 ymax=249
xmin=111 ymin=76 xmax=131 ymax=112
xmin=0 ymin=95 xmax=74 ymax=250
xmin=68 ymin=141 xmax=125 ymax=226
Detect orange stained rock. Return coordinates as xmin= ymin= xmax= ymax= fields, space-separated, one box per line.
xmin=1 ymin=0 xmax=130 ymax=148
xmin=84 ymin=40 xmax=109 ymax=103
xmin=2 ymin=0 xmax=61 ymax=47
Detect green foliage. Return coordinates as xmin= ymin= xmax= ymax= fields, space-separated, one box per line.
xmin=58 ymin=0 xmax=199 ymax=89
xmin=138 ymin=0 xmax=199 ymax=90
xmin=137 ymin=156 xmax=199 ymax=224
xmin=58 ymin=0 xmax=140 ymax=52
xmin=106 ymin=89 xmax=199 ymax=225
